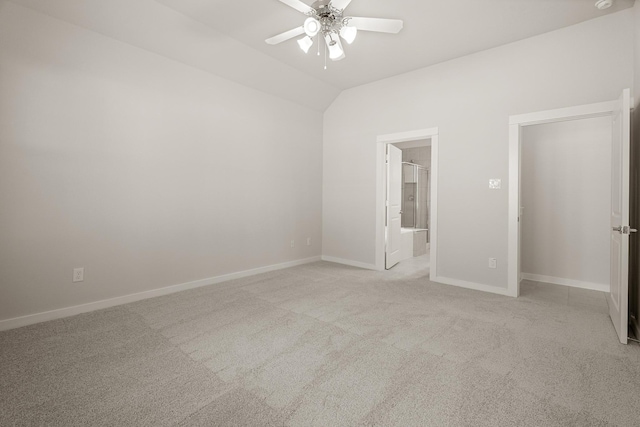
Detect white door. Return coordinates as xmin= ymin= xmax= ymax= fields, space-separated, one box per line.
xmin=608 ymin=88 xmax=632 ymax=345
xmin=386 ymin=144 xmax=402 ymax=269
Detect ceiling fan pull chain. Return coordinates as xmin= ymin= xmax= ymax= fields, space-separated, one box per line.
xmin=324 ymin=40 xmax=327 ymax=70
xmin=317 ymin=33 xmax=321 ymax=56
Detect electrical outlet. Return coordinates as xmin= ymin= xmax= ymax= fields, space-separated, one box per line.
xmin=290 ymin=240 xmax=295 ymax=248
xmin=488 ymin=258 xmax=497 ymax=269
xmin=306 ymin=237 xmax=311 ymax=246
xmin=73 ymin=267 xmax=84 ymax=282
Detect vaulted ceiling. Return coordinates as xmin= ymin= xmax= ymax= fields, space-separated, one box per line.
xmin=8 ymin=0 xmax=635 ymax=111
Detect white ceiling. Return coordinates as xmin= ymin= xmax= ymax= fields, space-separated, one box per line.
xmin=8 ymin=0 xmax=635 ymax=111
xmin=158 ymin=0 xmax=634 ymax=89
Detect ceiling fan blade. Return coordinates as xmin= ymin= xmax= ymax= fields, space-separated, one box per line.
xmin=330 ymin=0 xmax=353 ymax=11
xmin=347 ymin=17 xmax=403 ymax=33
xmin=278 ymin=0 xmax=314 ymax=15
xmin=265 ymin=26 xmax=305 ymax=45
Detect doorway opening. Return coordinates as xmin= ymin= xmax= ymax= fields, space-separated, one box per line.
xmin=375 ymin=128 xmax=439 ymax=277
xmin=520 ymin=116 xmax=612 ymax=293
xmin=508 ymin=89 xmax=631 ymax=344
xmin=394 ymin=141 xmax=431 ymax=267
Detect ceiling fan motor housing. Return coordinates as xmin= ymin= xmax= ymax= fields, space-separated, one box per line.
xmin=309 ymin=0 xmax=345 ymax=35
xmin=311 ymin=0 xmax=333 ymax=11
xmin=266 ymin=0 xmax=404 ymax=63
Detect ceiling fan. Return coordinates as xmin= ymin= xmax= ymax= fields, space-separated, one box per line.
xmin=265 ymin=0 xmax=403 ymax=66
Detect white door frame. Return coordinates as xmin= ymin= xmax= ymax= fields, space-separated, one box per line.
xmin=375 ymin=127 xmax=439 ymax=279
xmin=507 ymin=100 xmax=618 ymax=297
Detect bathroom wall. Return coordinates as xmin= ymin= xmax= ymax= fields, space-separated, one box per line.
xmin=402 ymin=147 xmax=431 ymax=169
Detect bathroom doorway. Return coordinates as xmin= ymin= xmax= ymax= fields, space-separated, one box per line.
xmin=375 ymin=127 xmax=439 ymax=278
xmin=394 ymin=141 xmax=431 ymax=266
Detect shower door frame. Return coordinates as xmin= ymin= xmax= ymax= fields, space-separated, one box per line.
xmin=401 ymin=161 xmax=430 ymax=231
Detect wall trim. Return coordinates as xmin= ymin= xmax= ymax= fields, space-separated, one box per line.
xmin=509 ymin=100 xmax=617 ymax=127
xmin=521 ymin=272 xmax=610 ymax=293
xmin=321 ymin=256 xmax=377 ymax=270
xmin=0 ymin=256 xmax=321 ymax=332
xmin=432 ymin=276 xmax=513 ymax=297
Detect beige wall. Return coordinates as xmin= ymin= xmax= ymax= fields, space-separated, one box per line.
xmin=0 ymin=3 xmax=323 ymax=322
xmin=521 ymin=117 xmax=612 ymax=289
xmin=323 ymin=10 xmax=633 ymax=291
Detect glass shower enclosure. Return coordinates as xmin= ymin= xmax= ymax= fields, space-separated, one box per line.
xmin=401 ymin=162 xmax=429 ymax=234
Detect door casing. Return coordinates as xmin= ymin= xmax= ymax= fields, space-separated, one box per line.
xmin=508 ymin=98 xmax=622 ymax=298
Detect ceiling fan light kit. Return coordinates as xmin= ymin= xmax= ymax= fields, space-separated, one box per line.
xmin=304 ymin=17 xmax=321 ymax=37
xmin=297 ymin=35 xmax=314 ymax=53
xmin=266 ymin=0 xmax=403 ymax=68
xmin=595 ymin=0 xmax=613 ymax=10
xmin=339 ymin=25 xmax=357 ymax=44
xmin=325 ymin=32 xmax=345 ymax=60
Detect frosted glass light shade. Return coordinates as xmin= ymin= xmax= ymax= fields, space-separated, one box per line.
xmin=304 ymin=17 xmax=321 ymax=37
xmin=324 ymin=33 xmax=345 ymax=61
xmin=339 ymin=26 xmax=357 ymax=44
xmin=297 ymin=36 xmax=313 ymax=53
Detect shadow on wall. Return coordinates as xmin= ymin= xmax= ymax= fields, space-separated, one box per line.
xmin=630 ymin=104 xmax=640 ymax=335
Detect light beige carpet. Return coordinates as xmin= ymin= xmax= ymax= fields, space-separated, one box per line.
xmin=1 ymin=256 xmax=639 ymax=426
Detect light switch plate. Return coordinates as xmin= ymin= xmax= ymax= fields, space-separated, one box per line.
xmin=489 ymin=179 xmax=501 ymax=189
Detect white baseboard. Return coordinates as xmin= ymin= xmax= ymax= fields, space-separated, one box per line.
xmin=321 ymin=256 xmax=378 ymax=270
xmin=432 ymin=276 xmax=513 ymax=297
xmin=521 ymin=273 xmax=609 ymax=293
xmin=0 ymin=256 xmax=322 ymax=332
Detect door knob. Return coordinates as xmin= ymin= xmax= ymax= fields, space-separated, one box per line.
xmin=612 ymin=226 xmax=638 ymax=234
